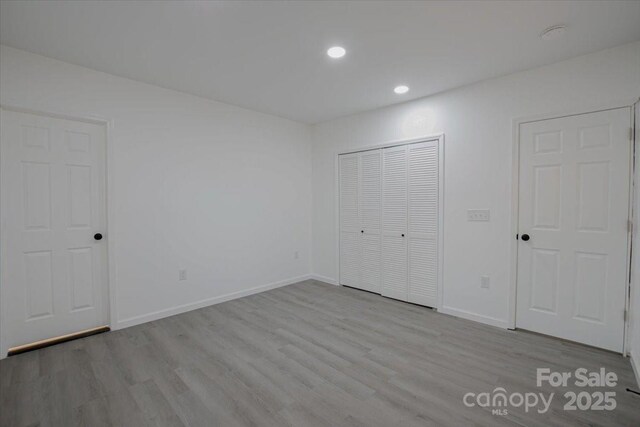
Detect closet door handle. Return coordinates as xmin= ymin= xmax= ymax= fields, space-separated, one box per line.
xmin=361 ymin=230 xmax=364 ymax=233
xmin=401 ymin=233 xmax=405 ymax=237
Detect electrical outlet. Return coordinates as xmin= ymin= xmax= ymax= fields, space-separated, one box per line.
xmin=480 ymin=275 xmax=490 ymax=289
xmin=468 ymin=209 xmax=490 ymax=222
xmin=294 ymin=251 xmax=299 ymax=259
xmin=179 ymin=269 xmax=187 ymax=281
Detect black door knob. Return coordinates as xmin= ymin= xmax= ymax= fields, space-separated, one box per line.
xmin=361 ymin=230 xmax=364 ymax=233
xmin=521 ymin=234 xmax=530 ymax=241
xmin=401 ymin=233 xmax=405 ymax=237
xmin=94 ymin=233 xmax=103 ymax=241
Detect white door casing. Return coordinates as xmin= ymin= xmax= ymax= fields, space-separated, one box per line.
xmin=516 ymin=108 xmax=631 ymax=352
xmin=1 ymin=109 xmax=108 ymax=353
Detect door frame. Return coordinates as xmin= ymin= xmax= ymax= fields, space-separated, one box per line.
xmin=0 ymin=104 xmax=117 ymax=358
xmin=509 ymin=99 xmax=638 ymax=355
xmin=334 ymin=133 xmax=445 ymax=311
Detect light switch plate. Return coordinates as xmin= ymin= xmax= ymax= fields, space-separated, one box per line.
xmin=468 ymin=209 xmax=490 ymax=221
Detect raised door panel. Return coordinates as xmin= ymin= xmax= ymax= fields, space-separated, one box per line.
xmin=576 ymin=161 xmax=609 ymax=232
xmin=22 ymin=161 xmax=52 ymax=231
xmin=24 ymin=251 xmax=55 ymax=320
xmin=68 ymin=247 xmax=95 ymax=312
xmin=67 ymin=165 xmax=92 ymax=229
xmin=407 ymin=141 xmax=439 ymax=307
xmin=381 ymin=145 xmax=408 ymax=301
xmin=529 ymin=248 xmax=560 ymax=314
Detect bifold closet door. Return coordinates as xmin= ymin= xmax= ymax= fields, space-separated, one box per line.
xmin=359 ymin=150 xmax=381 ymax=293
xmin=339 ymin=153 xmax=361 ymax=287
xmin=340 ymin=140 xmax=440 ymax=306
xmin=407 ymin=141 xmax=439 ymax=307
xmin=381 ymin=145 xmax=408 ymax=301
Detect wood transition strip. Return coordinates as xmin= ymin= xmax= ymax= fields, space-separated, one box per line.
xmin=7 ymin=325 xmax=110 ymax=357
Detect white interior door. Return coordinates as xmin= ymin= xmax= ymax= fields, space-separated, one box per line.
xmin=516 ymin=108 xmax=631 ymax=352
xmin=407 ymin=141 xmax=439 ymax=307
xmin=359 ymin=150 xmax=382 ymax=293
xmin=381 ymin=145 xmax=408 ymax=301
xmin=339 ymin=153 xmax=361 ymax=288
xmin=1 ymin=109 xmax=108 ymax=354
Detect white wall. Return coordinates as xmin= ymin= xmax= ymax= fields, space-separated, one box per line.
xmin=0 ymin=46 xmax=312 ymax=340
xmin=312 ymin=41 xmax=640 ymax=328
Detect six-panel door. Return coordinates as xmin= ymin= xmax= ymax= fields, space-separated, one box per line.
xmin=1 ymin=109 xmax=108 ymax=351
xmin=516 ymin=108 xmax=631 ymax=352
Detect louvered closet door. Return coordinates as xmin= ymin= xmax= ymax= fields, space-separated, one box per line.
xmin=359 ymin=150 xmax=381 ymax=293
xmin=407 ymin=141 xmax=439 ymax=307
xmin=381 ymin=145 xmax=408 ymax=301
xmin=339 ymin=153 xmax=361 ymax=287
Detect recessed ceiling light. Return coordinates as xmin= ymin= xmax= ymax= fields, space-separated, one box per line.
xmin=540 ymin=25 xmax=567 ymax=41
xmin=327 ymin=46 xmax=346 ymax=59
xmin=394 ymin=85 xmax=409 ymax=94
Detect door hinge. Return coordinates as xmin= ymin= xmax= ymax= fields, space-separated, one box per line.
xmin=624 ymin=309 xmax=628 ymax=322
xmin=631 ymin=127 xmax=634 ymax=142
xmin=628 ymin=219 xmax=633 ymax=233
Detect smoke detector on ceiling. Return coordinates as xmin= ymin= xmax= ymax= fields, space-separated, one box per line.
xmin=540 ymin=25 xmax=567 ymax=41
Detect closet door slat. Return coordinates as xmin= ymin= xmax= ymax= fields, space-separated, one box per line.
xmin=339 ymin=153 xmax=361 ymax=287
xmin=360 ymin=150 xmax=381 ymax=293
xmin=381 ymin=145 xmax=408 ymax=301
xmin=407 ymin=141 xmax=439 ymax=307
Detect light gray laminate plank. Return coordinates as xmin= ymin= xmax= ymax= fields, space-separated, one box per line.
xmin=1 ymin=279 xmax=639 ymax=427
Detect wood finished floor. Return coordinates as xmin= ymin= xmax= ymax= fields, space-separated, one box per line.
xmin=1 ymin=280 xmax=639 ymax=427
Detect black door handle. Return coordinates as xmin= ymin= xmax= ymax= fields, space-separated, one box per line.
xmin=401 ymin=234 xmax=405 ymax=237
xmin=521 ymin=233 xmax=530 ymax=242
xmin=361 ymin=230 xmax=364 ymax=233
xmin=94 ymin=233 xmax=103 ymax=241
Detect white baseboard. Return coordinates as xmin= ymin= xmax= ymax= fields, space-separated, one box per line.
xmin=114 ymin=274 xmax=312 ymax=330
xmin=631 ymin=353 xmax=640 ymax=389
xmin=309 ymin=274 xmax=338 ymax=285
xmin=439 ymin=306 xmax=510 ymax=329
